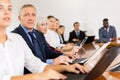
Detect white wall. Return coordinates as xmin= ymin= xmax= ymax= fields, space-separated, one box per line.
xmin=10 ymin=0 xmax=120 ymax=40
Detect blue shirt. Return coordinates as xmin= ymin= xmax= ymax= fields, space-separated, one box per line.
xmin=21 ymin=25 xmax=36 ymax=44
xmin=99 ymin=25 xmax=117 ymax=42
xmin=21 ymin=25 xmax=54 ymax=64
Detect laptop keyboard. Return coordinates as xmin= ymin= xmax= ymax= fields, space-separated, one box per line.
xmin=72 ymin=58 xmax=87 ymax=64
xmin=63 ymin=72 xmax=87 ymax=80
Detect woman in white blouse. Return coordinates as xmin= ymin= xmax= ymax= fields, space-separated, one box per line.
xmin=0 ymin=0 xmax=87 ymax=80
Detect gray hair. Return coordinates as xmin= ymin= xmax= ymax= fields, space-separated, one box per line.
xmin=36 ymin=17 xmax=49 ymax=27
xmin=19 ymin=4 xmax=36 ymax=16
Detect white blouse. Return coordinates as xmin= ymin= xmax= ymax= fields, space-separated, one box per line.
xmin=44 ymin=29 xmax=65 ymax=48
xmin=0 ymin=33 xmax=47 ymax=80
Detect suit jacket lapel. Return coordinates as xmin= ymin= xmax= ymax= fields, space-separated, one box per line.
xmin=34 ymin=30 xmax=46 ymax=58
xmin=73 ymin=30 xmax=78 ymax=38
xmin=17 ymin=26 xmax=35 ymax=51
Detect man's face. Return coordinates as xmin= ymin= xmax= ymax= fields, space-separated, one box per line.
xmin=55 ymin=20 xmax=60 ymax=30
xmin=103 ymin=21 xmax=109 ymax=28
xmin=18 ymin=6 xmax=36 ymax=30
xmin=74 ymin=23 xmax=80 ymax=31
xmin=48 ymin=17 xmax=56 ymax=30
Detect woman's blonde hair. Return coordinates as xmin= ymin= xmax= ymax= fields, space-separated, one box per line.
xmin=36 ymin=17 xmax=49 ymax=28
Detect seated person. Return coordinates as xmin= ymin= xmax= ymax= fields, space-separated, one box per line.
xmin=98 ymin=18 xmax=117 ymax=43
xmin=45 ymin=15 xmax=76 ymax=52
xmin=0 ymin=0 xmax=87 ymax=80
xmin=69 ymin=22 xmax=86 ymax=43
xmin=56 ymin=25 xmax=67 ymax=44
xmin=36 ymin=17 xmax=80 ymax=60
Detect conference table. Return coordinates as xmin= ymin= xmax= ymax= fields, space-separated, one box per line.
xmin=79 ymin=41 xmax=120 ymax=80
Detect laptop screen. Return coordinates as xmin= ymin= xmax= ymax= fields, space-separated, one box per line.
xmin=85 ymin=36 xmax=95 ymax=43
xmin=79 ymin=36 xmax=88 ymax=48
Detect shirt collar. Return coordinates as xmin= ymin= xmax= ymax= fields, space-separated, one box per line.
xmin=104 ymin=26 xmax=110 ymax=32
xmin=21 ymin=24 xmax=35 ymax=34
xmin=6 ymin=32 xmax=14 ymax=42
xmin=75 ymin=30 xmax=80 ymax=32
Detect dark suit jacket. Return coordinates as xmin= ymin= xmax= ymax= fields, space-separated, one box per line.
xmin=12 ymin=25 xmax=63 ymax=74
xmin=69 ymin=30 xmax=86 ymax=43
xmin=12 ymin=25 xmax=62 ymax=62
xmin=61 ymin=34 xmax=67 ymax=44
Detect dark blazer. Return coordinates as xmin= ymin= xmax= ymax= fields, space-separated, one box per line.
xmin=12 ymin=25 xmax=62 ymax=62
xmin=61 ymin=34 xmax=67 ymax=44
xmin=12 ymin=25 xmax=63 ymax=74
xmin=69 ymin=30 xmax=86 ymax=43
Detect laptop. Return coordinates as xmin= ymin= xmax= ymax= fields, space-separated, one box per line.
xmin=72 ymin=42 xmax=110 ymax=64
xmin=109 ymin=62 xmax=120 ymax=72
xmin=63 ymin=46 xmax=120 ymax=80
xmin=75 ymin=36 xmax=88 ymax=48
xmin=79 ymin=37 xmax=88 ymax=48
xmin=72 ymin=37 xmax=88 ymax=64
xmin=85 ymin=36 xmax=95 ymax=43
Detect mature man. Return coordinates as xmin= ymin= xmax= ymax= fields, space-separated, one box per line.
xmin=98 ymin=18 xmax=117 ymax=42
xmin=69 ymin=22 xmax=86 ymax=43
xmin=12 ymin=4 xmax=72 ymax=74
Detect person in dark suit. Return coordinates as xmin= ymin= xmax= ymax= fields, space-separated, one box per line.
xmin=13 ymin=25 xmax=64 ymax=62
xmin=12 ymin=4 xmax=72 ymax=74
xmin=69 ymin=22 xmax=86 ymax=43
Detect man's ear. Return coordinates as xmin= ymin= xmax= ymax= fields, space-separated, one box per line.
xmin=18 ymin=16 xmax=20 ymax=21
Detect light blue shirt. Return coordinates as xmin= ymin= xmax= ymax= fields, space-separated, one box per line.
xmin=21 ymin=25 xmax=36 ymax=44
xmin=21 ymin=25 xmax=54 ymax=64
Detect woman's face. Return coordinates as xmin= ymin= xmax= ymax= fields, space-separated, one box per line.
xmin=37 ymin=21 xmax=49 ymax=34
xmin=0 ymin=0 xmax=12 ymax=29
xmin=57 ymin=27 xmax=65 ymax=35
xmin=60 ymin=27 xmax=65 ymax=34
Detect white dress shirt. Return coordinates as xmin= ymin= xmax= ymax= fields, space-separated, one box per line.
xmin=44 ymin=29 xmax=65 ymax=48
xmin=104 ymin=26 xmax=110 ymax=32
xmin=58 ymin=35 xmax=64 ymax=44
xmin=0 ymin=33 xmax=47 ymax=80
